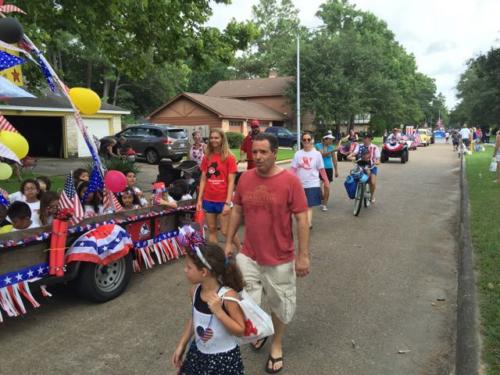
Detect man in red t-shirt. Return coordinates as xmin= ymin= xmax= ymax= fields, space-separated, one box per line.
xmin=225 ymin=132 xmax=310 ymax=374
xmin=239 ymin=119 xmax=261 ymax=170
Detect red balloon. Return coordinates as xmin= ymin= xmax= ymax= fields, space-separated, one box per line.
xmin=104 ymin=170 xmax=127 ymax=193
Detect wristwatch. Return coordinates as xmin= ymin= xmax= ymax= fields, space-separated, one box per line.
xmin=225 ymin=201 xmax=234 ymax=208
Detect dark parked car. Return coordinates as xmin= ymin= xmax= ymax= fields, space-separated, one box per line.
xmin=111 ymin=124 xmax=189 ymax=164
xmin=264 ymin=126 xmax=298 ymax=150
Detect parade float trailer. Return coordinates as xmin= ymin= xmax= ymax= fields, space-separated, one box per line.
xmin=0 ymin=202 xmax=194 ymax=322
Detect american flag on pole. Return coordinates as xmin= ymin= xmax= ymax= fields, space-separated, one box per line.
xmin=59 ymin=172 xmax=84 ymax=225
xmin=0 ymin=114 xmax=17 ymax=132
xmin=103 ymin=188 xmax=123 ymax=212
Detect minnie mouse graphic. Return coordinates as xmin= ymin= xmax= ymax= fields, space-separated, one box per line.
xmin=206 ymin=162 xmax=221 ymax=179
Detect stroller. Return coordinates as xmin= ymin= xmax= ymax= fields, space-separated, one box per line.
xmin=157 ymin=160 xmax=201 ymax=199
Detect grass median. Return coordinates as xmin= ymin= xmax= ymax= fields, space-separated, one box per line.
xmin=1 ymin=174 xmax=66 ymax=193
xmin=465 ymin=147 xmax=500 ymax=372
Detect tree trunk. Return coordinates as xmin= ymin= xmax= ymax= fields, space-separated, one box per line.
xmin=86 ymin=62 xmax=92 ymax=88
xmin=58 ymin=49 xmax=63 ymax=73
xmin=102 ymin=79 xmax=111 ymax=103
xmin=112 ymin=74 xmax=121 ymax=106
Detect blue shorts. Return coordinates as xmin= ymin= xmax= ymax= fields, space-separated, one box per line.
xmin=202 ymin=200 xmax=225 ymax=214
xmin=370 ymin=166 xmax=378 ymax=176
xmin=304 ymin=187 xmax=322 ymax=207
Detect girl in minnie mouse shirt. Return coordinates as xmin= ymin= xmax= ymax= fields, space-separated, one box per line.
xmin=196 ymin=128 xmax=241 ymax=250
xmin=172 ymin=235 xmax=246 ymax=375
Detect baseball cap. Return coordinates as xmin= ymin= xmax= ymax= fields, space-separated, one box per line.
xmin=323 ymin=134 xmax=335 ymax=140
xmin=250 ymin=119 xmax=260 ymax=128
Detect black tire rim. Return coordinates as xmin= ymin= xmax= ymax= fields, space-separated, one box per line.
xmin=146 ymin=150 xmax=158 ymax=163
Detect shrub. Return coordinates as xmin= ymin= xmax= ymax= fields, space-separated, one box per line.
xmin=226 ymin=132 xmax=244 ymax=148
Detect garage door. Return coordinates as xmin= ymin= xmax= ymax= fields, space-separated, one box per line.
xmin=77 ymin=118 xmax=111 ymax=157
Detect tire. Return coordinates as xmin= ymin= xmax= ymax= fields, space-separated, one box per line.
xmin=353 ymin=182 xmax=364 ymax=216
xmin=364 ymin=184 xmax=371 ymax=207
xmin=381 ymin=151 xmax=388 ymax=163
xmin=170 ymin=155 xmax=183 ymax=162
xmin=401 ymin=151 xmax=407 ymax=164
xmin=145 ymin=148 xmax=160 ymax=164
xmin=76 ymin=254 xmax=133 ymax=303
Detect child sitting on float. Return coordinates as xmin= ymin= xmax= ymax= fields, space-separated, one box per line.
xmin=117 ymin=187 xmax=142 ymax=210
xmin=152 ymin=181 xmax=177 ymax=209
xmin=77 ymin=182 xmax=104 ymax=216
xmin=39 ymin=191 xmax=60 ymax=226
xmin=7 ymin=201 xmax=38 ymax=231
xmin=125 ymin=170 xmax=148 ymax=206
xmin=73 ymin=168 xmax=90 ymax=187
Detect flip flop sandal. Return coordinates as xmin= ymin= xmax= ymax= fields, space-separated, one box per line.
xmin=250 ymin=337 xmax=268 ymax=351
xmin=265 ymin=355 xmax=284 ymax=374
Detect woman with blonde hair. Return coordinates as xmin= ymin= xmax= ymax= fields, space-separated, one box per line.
xmin=196 ymin=128 xmax=241 ymax=250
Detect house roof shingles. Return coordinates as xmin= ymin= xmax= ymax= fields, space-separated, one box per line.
xmin=205 ymin=76 xmax=294 ymax=98
xmin=150 ymin=92 xmax=287 ymax=121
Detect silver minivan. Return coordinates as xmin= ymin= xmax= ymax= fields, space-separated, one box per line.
xmin=116 ymin=124 xmax=189 ymax=164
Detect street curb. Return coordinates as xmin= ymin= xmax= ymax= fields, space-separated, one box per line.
xmin=456 ymin=154 xmax=481 ymax=375
xmin=276 ymin=159 xmax=292 ymax=165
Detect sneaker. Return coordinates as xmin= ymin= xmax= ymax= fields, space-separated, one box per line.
xmin=321 ymin=205 xmax=328 ymax=212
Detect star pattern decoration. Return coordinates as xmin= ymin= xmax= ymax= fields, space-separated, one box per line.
xmin=0 ymin=263 xmax=50 ymax=289
xmin=11 ymin=68 xmax=20 ymax=82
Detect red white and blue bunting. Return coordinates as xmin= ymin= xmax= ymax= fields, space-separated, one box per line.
xmin=66 ymin=224 xmax=133 ymax=266
xmin=0 ymin=262 xmax=50 ymax=322
xmin=133 ymin=230 xmax=185 ymax=272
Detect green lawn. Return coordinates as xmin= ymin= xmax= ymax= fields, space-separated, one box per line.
xmin=231 ymin=148 xmax=295 ymax=161
xmin=0 ymin=174 xmax=66 ymax=194
xmin=465 ymin=147 xmax=500 ymax=372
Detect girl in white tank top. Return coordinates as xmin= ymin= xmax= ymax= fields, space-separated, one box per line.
xmin=171 ymin=237 xmax=246 ymax=375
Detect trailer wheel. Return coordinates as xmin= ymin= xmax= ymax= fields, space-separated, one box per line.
xmin=76 ymin=253 xmax=133 ymax=302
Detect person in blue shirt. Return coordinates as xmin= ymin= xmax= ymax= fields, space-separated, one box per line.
xmin=315 ymin=133 xmax=338 ymax=211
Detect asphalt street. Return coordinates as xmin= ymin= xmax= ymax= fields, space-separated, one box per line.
xmin=0 ymin=144 xmax=459 ymax=375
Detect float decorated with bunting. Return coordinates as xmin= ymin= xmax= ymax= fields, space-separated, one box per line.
xmin=0 ymin=4 xmax=200 ymax=322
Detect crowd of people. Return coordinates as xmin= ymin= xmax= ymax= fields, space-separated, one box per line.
xmin=171 ymin=122 xmax=380 ymax=374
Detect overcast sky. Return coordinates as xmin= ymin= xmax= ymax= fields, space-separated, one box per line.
xmin=208 ymin=0 xmax=500 ymax=109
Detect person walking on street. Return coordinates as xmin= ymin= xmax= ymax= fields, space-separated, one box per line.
xmin=494 ymin=130 xmax=500 ymax=183
xmin=188 ymin=130 xmax=206 ymax=167
xmin=459 ymin=124 xmax=472 ymax=149
xmin=224 ymin=132 xmax=310 ymax=374
xmin=292 ymin=132 xmax=330 ymax=228
xmin=196 ymin=129 xmax=241 ymax=251
xmin=239 ymin=119 xmax=261 ymax=170
xmin=315 ymin=133 xmax=338 ymax=211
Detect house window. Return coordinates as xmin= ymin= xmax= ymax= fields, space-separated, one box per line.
xmin=229 ymin=120 xmax=243 ymax=127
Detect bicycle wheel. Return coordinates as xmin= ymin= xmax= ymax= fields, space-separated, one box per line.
xmin=364 ymin=184 xmax=371 ymax=207
xmin=353 ymin=182 xmax=364 ymax=216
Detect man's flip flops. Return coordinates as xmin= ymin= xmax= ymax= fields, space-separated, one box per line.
xmin=265 ymin=355 xmax=284 ymax=374
xmin=250 ymin=337 xmax=268 ymax=351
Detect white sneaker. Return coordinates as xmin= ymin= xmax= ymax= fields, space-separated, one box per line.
xmin=321 ymin=205 xmax=328 ymax=212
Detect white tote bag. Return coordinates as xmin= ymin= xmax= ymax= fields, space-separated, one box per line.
xmin=489 ymin=158 xmax=497 ymax=172
xmin=223 ymin=289 xmax=274 ymax=345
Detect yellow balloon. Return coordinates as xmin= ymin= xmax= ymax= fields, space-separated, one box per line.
xmin=0 ymin=162 xmax=12 ymax=180
xmin=69 ymin=87 xmax=101 ymax=115
xmin=0 ymin=131 xmax=28 ymax=159
xmin=0 ymin=224 xmax=13 ymax=234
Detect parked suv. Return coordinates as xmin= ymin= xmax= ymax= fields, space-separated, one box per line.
xmin=113 ymin=124 xmax=189 ymax=164
xmin=264 ymin=126 xmax=298 ymax=150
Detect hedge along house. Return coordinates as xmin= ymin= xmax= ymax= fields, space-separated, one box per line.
xmin=147 ymin=92 xmax=288 ymax=137
xmin=0 ymin=95 xmax=130 ymax=158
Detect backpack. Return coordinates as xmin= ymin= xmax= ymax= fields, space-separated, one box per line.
xmin=223 ymin=289 xmax=274 ymax=345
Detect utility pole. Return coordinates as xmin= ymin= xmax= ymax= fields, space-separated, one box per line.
xmin=296 ymin=34 xmax=301 ymax=150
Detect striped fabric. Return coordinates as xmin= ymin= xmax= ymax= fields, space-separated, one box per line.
xmin=0 ymin=114 xmax=17 ymax=132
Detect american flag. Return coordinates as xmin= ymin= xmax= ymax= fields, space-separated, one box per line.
xmin=59 ymin=172 xmax=84 ymax=224
xmin=0 ymin=187 xmax=9 ymax=207
xmin=0 ymin=4 xmax=27 ymax=14
xmin=0 ymin=50 xmax=24 ymax=71
xmin=405 ymin=126 xmax=415 ymax=135
xmin=103 ymin=188 xmax=123 ymax=212
xmin=0 ymin=114 xmax=17 ymax=132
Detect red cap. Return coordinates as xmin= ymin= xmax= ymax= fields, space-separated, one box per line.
xmin=250 ymin=119 xmax=260 ymax=128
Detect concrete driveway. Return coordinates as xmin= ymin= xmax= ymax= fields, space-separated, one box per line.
xmin=0 ymin=145 xmax=459 ymax=375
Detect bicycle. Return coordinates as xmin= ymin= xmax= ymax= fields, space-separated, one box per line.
xmin=350 ymin=165 xmax=371 ymax=216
